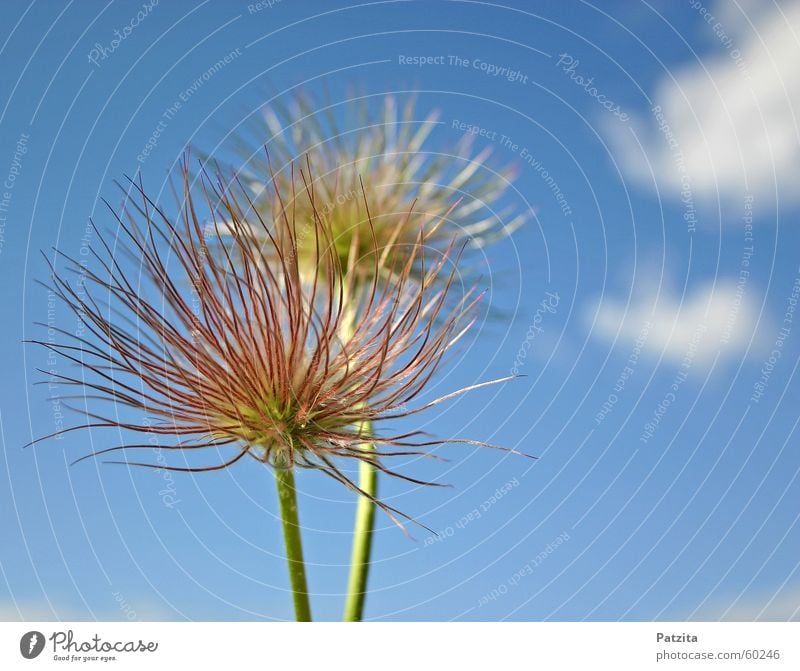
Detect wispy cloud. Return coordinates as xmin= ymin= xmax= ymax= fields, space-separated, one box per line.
xmin=587 ymin=280 xmax=768 ymax=365
xmin=691 ymin=584 xmax=800 ymax=621
xmin=607 ymin=0 xmax=800 ymax=209
xmin=0 ymin=599 xmax=81 ymax=621
xmin=0 ymin=598 xmax=174 ymax=622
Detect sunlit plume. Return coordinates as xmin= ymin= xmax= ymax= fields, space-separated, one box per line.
xmin=31 ymin=160 xmax=521 ymax=527
xmin=208 ymin=92 xmax=527 ymax=279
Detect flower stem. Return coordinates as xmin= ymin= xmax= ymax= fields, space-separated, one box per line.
xmin=274 ymin=466 xmax=312 ymax=621
xmin=343 ymin=422 xmax=377 ymax=622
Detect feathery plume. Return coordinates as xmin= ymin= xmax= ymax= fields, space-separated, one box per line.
xmin=31 ymin=160 xmax=517 ymax=527
xmin=207 ymin=92 xmax=527 ymax=278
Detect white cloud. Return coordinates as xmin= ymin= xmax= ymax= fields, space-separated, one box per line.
xmin=607 ymin=0 xmax=800 ymax=209
xmin=0 ymin=598 xmax=174 ymax=621
xmin=588 ymin=280 xmax=767 ymax=365
xmin=0 ymin=600 xmax=80 ymax=621
xmin=692 ymin=584 xmax=800 ymax=621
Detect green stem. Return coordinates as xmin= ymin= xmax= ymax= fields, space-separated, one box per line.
xmin=274 ymin=466 xmax=312 ymax=621
xmin=343 ymin=423 xmax=377 ymax=622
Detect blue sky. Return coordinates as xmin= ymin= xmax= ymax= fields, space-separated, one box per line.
xmin=2 ymin=0 xmax=800 ymax=621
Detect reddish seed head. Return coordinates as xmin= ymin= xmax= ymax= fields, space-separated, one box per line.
xmin=32 ymin=159 xmax=519 ymax=527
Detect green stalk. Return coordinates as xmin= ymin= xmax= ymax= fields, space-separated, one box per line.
xmin=343 ymin=421 xmax=377 ymax=622
xmin=274 ymin=465 xmax=312 ymax=621
xmin=339 ymin=287 xmax=379 ymax=621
